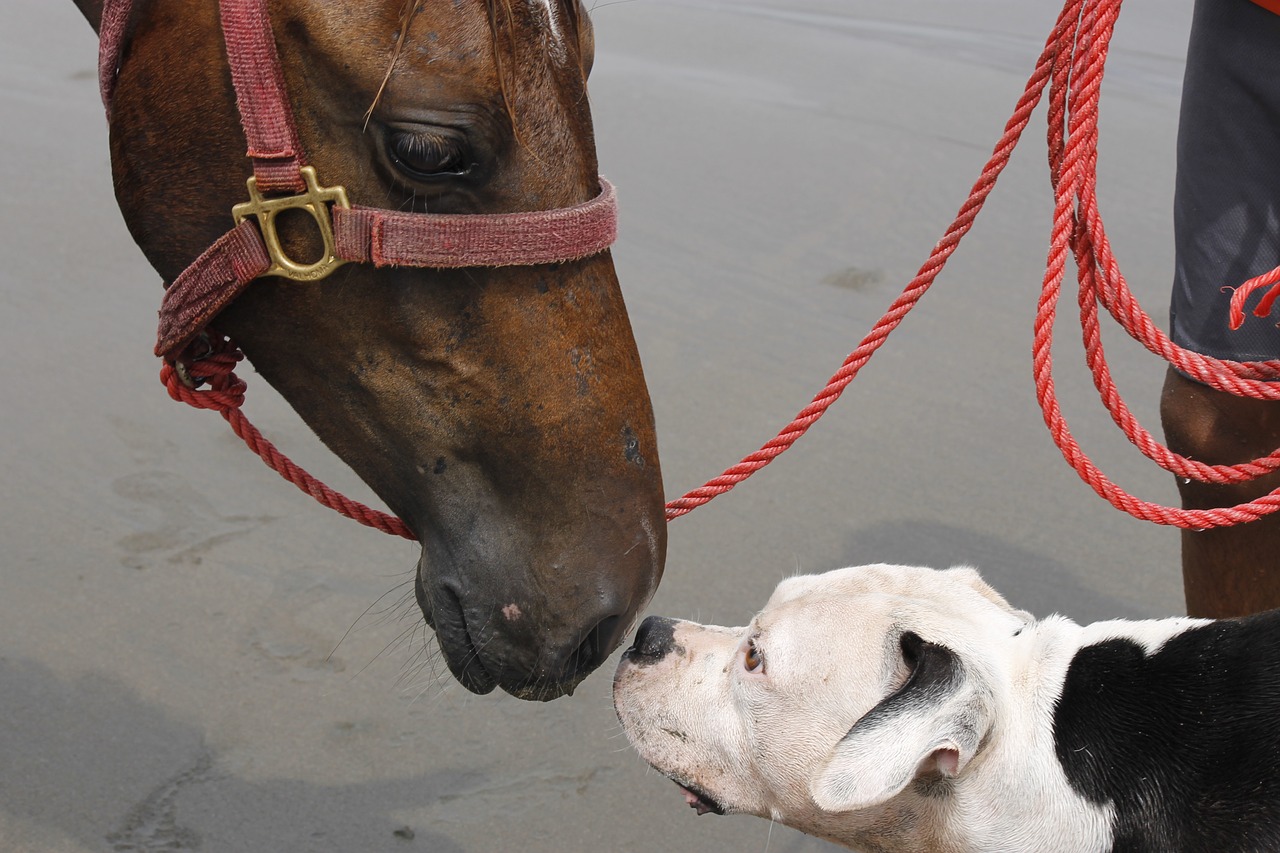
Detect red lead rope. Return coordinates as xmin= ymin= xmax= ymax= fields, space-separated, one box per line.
xmin=665 ymin=0 xmax=1280 ymax=527
xmin=155 ymin=0 xmax=1280 ymax=536
xmin=160 ymin=339 xmax=416 ymax=540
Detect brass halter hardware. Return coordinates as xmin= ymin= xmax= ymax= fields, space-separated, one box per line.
xmin=231 ymin=166 xmax=350 ymax=281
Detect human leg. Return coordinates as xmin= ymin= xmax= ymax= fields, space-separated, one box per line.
xmin=1162 ymin=368 xmax=1280 ymax=616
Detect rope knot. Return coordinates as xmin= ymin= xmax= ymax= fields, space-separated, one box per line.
xmin=161 ymin=334 xmax=248 ymax=411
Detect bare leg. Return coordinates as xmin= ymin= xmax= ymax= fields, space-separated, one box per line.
xmin=1161 ymin=367 xmax=1280 ymax=617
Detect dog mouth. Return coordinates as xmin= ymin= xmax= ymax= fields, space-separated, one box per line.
xmin=674 ymin=781 xmax=726 ymax=816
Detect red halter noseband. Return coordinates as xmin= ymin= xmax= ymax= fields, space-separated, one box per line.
xmin=95 ymin=0 xmax=619 ymax=538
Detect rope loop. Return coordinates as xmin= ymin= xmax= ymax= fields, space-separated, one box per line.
xmin=665 ymin=0 xmax=1280 ymax=529
xmin=159 ymin=331 xmax=416 ymax=540
xmin=1228 ymin=266 xmax=1280 ymax=331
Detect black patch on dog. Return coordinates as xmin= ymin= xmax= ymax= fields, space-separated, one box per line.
xmin=855 ymin=632 xmax=961 ymax=729
xmin=1053 ymin=613 xmax=1280 ymax=853
xmin=841 ymin=632 xmax=970 ymax=751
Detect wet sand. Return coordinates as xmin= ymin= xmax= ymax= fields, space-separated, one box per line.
xmin=2 ymin=1 xmax=1191 ymax=850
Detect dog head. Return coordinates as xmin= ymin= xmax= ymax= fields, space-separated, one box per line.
xmin=612 ymin=564 xmax=1033 ymax=843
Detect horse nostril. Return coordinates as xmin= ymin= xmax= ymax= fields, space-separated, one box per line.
xmin=565 ymin=614 xmax=624 ymax=679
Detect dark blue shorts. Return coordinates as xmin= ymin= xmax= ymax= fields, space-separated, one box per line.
xmin=1169 ymin=0 xmax=1280 ymax=364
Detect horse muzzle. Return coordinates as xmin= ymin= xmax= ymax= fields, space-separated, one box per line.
xmin=413 ymin=518 xmax=663 ymax=701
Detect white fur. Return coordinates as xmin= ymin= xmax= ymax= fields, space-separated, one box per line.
xmin=612 ymin=564 xmax=1210 ymax=852
xmin=530 ymin=0 xmax=567 ymax=62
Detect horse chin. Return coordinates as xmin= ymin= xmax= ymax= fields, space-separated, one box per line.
xmin=506 ymin=674 xmax=588 ymax=703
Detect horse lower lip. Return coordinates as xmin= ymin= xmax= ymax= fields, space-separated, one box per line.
xmin=417 ymin=579 xmax=599 ymax=700
xmin=432 ymin=609 xmax=582 ymax=701
xmin=432 ymin=590 xmax=497 ymax=695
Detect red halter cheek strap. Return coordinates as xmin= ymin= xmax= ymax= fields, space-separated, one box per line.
xmin=96 ymin=0 xmax=619 ymax=539
xmin=218 ymin=0 xmax=309 ymax=194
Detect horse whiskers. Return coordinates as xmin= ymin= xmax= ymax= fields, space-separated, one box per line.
xmin=398 ymin=638 xmax=447 ymax=694
xmin=346 ymin=621 xmax=423 ymax=684
xmin=397 ymin=635 xmax=437 ymax=682
xmin=397 ymin=625 xmax=453 ymax=700
xmin=361 ymin=0 xmax=528 ymax=150
xmin=400 ymin=664 xmax=451 ymax=706
xmin=327 ymin=578 xmax=416 ymax=662
xmin=403 ymin=662 xmax=456 ymax=707
xmin=332 ymin=581 xmax=427 ymax=686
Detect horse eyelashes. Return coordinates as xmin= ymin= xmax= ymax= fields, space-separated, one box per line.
xmin=388 ymin=131 xmax=472 ymax=179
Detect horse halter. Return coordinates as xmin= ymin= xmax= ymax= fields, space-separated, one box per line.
xmin=97 ymin=0 xmax=619 ymax=363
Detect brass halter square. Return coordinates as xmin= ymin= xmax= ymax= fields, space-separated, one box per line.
xmin=231 ymin=166 xmax=350 ymax=282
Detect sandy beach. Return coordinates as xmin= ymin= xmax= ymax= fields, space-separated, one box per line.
xmin=1 ymin=1 xmax=1193 ymax=850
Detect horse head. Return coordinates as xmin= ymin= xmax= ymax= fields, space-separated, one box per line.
xmin=78 ymin=0 xmax=666 ymax=700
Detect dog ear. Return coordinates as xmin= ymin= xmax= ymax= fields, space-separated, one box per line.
xmin=811 ymin=632 xmax=992 ymax=813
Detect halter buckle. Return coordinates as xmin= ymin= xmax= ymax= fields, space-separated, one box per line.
xmin=232 ymin=166 xmax=350 ymax=281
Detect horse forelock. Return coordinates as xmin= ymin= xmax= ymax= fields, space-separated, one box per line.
xmin=485 ymin=0 xmax=585 ymax=68
xmin=482 ymin=0 xmax=593 ymax=156
xmin=365 ymin=0 xmax=585 ymax=119
xmin=524 ymin=0 xmax=578 ymax=61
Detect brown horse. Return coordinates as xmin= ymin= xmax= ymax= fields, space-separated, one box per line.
xmin=71 ymin=0 xmax=666 ymax=701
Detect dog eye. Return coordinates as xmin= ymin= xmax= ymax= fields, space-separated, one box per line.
xmin=744 ymin=640 xmax=764 ymax=673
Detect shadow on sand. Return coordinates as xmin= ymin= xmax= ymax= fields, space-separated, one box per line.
xmin=0 ymin=656 xmax=469 ymax=853
xmin=841 ymin=519 xmax=1170 ymax=624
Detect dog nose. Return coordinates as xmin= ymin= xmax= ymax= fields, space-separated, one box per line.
xmin=624 ymin=615 xmax=678 ymax=664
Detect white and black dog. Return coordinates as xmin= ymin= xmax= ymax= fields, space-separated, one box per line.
xmin=613 ymin=563 xmax=1280 ymax=853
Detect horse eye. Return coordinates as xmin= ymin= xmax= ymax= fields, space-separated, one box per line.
xmin=744 ymin=640 xmax=764 ymax=673
xmin=388 ymin=131 xmax=472 ymax=180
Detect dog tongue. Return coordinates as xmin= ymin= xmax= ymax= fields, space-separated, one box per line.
xmin=677 ymin=784 xmax=717 ymax=816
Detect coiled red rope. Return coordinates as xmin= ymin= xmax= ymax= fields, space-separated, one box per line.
xmin=664 ymin=0 xmax=1280 ymax=527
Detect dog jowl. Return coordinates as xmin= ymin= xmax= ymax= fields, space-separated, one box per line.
xmin=612 ymin=563 xmax=1280 ymax=853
